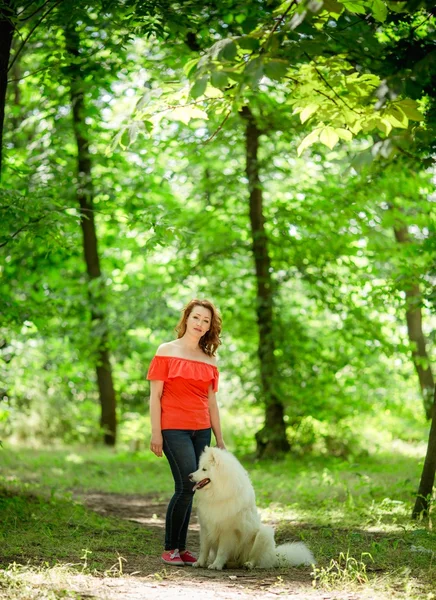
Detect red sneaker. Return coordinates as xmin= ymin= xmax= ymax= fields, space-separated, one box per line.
xmin=161 ymin=549 xmax=185 ymax=566
xmin=179 ymin=550 xmax=197 ymax=565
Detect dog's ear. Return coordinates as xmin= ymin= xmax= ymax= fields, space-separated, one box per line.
xmin=209 ymin=447 xmax=220 ymax=466
xmin=200 ymin=446 xmax=210 ymax=461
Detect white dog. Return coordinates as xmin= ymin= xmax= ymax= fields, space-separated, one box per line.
xmin=189 ymin=446 xmax=314 ymax=570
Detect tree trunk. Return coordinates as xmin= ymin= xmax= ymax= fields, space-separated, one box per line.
xmin=65 ymin=25 xmax=117 ymax=446
xmin=412 ymin=385 xmax=436 ymax=518
xmin=8 ymin=38 xmax=21 ymax=135
xmin=394 ymin=225 xmax=434 ymax=419
xmin=0 ymin=1 xmax=14 ymax=179
xmin=241 ymin=105 xmax=290 ymax=458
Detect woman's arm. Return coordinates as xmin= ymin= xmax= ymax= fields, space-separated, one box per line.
xmin=149 ymin=380 xmax=164 ymax=457
xmin=208 ymin=386 xmax=226 ymax=449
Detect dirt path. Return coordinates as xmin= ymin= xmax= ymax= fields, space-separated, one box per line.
xmin=52 ymin=490 xmax=385 ymax=600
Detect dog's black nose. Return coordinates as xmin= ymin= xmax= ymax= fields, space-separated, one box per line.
xmin=188 ymin=474 xmax=194 ymax=481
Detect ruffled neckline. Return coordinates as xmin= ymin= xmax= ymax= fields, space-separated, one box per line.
xmin=154 ymin=355 xmax=217 ymax=369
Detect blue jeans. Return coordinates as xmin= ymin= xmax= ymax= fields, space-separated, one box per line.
xmin=162 ymin=428 xmax=211 ymax=551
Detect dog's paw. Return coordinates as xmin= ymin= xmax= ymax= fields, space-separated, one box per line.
xmin=192 ymin=561 xmax=204 ymax=568
xmin=208 ymin=563 xmax=223 ymax=571
xmin=244 ymin=561 xmax=255 ymax=570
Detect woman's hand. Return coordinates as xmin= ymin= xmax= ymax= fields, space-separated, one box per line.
xmin=215 ymin=439 xmax=226 ymax=450
xmin=150 ymin=432 xmax=163 ymax=457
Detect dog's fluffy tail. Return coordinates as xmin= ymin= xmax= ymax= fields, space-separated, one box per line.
xmin=276 ymin=542 xmax=315 ymax=566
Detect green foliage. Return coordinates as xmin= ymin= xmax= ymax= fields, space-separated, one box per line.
xmin=0 ymin=486 xmax=160 ymax=569
xmin=0 ymin=1 xmax=434 ymax=458
xmin=174 ymin=0 xmax=432 ymax=154
xmin=312 ymin=551 xmax=373 ymax=588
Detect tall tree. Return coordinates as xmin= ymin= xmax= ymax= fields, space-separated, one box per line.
xmin=0 ymin=0 xmax=14 ymax=178
xmin=64 ymin=23 xmax=117 ymax=446
xmin=241 ymin=105 xmax=290 ymax=457
xmin=393 ymin=224 xmax=434 ymax=419
xmin=412 ymin=386 xmax=436 ymax=518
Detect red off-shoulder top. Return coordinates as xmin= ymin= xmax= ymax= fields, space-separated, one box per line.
xmin=147 ymin=355 xmax=219 ymax=430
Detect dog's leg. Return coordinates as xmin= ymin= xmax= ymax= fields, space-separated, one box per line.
xmin=208 ymin=536 xmax=233 ymax=570
xmin=193 ymin=531 xmax=212 ymax=568
xmin=245 ymin=525 xmax=276 ymax=569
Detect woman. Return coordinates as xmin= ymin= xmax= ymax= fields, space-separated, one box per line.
xmin=147 ymin=298 xmax=226 ymax=566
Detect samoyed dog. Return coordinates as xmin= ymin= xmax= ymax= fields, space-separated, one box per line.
xmin=189 ymin=447 xmax=314 ymax=570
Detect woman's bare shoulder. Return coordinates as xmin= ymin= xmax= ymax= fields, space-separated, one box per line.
xmin=155 ymin=341 xmax=178 ymax=356
xmin=156 ymin=341 xmax=218 ymax=366
xmin=208 ymin=354 xmax=218 ymax=367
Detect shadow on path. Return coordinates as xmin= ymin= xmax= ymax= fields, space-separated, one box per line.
xmin=66 ymin=489 xmax=383 ymax=600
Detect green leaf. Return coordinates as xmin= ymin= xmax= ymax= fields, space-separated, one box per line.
xmin=171 ymin=106 xmax=209 ymax=124
xmin=372 ymin=0 xmax=387 ymax=22
xmin=264 ymin=60 xmax=289 ymax=80
xmin=241 ymin=17 xmax=259 ymax=33
xmin=211 ymin=70 xmax=229 ymax=89
xmin=297 ymin=128 xmax=321 ymax=156
xmin=300 ymin=104 xmax=319 ymax=124
xmin=223 ymin=68 xmax=243 ymax=83
xmin=237 ymin=36 xmax=260 ymax=51
xmin=336 ymin=128 xmax=353 ymax=141
xmin=341 ymin=1 xmax=368 ymax=14
xmin=395 ymin=99 xmax=424 ymax=121
xmin=274 ymin=0 xmax=296 ymax=14
xmin=244 ymin=57 xmax=264 ymax=86
xmin=377 ymin=118 xmax=392 ymax=136
xmin=218 ymin=39 xmax=238 ymax=61
xmin=190 ymin=76 xmax=208 ymax=99
xmin=319 ymin=126 xmax=340 ymax=149
xmin=322 ymin=0 xmax=344 ymax=15
xmin=385 ymin=104 xmax=408 ymax=128
xmin=183 ymin=58 xmax=200 ymax=77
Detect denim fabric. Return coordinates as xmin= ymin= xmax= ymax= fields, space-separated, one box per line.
xmin=162 ymin=428 xmax=211 ymax=551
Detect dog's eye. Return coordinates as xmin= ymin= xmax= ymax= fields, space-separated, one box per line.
xmin=202 ymin=468 xmax=207 ymax=471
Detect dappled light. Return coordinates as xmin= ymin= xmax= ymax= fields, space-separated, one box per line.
xmin=1 ymin=0 xmax=436 ymax=598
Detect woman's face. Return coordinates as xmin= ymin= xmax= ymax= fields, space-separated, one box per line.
xmin=186 ymin=305 xmax=212 ymax=338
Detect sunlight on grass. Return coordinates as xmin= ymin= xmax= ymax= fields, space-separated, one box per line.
xmin=0 ymin=563 xmax=145 ymax=600
xmin=1 ymin=442 xmax=435 ymax=599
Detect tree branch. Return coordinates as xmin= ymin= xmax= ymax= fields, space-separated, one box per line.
xmin=261 ymin=0 xmax=298 ymax=53
xmin=302 ymin=51 xmax=361 ymax=114
xmin=18 ymin=0 xmax=53 ymax=21
xmin=8 ymin=0 xmax=64 ymax=73
xmin=203 ymin=108 xmax=232 ymax=144
xmin=0 ymin=216 xmax=44 ymax=248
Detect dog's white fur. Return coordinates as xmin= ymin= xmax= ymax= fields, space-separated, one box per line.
xmin=189 ymin=447 xmax=315 ymax=570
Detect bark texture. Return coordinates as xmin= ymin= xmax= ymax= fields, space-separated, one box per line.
xmin=0 ymin=1 xmax=15 ymax=178
xmin=241 ymin=105 xmax=290 ymax=458
xmin=412 ymin=385 xmax=436 ymax=518
xmin=394 ymin=225 xmax=434 ymax=419
xmin=65 ymin=25 xmax=117 ymax=446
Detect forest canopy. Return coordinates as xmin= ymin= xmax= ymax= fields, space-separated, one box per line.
xmin=0 ymin=0 xmax=435 ymax=498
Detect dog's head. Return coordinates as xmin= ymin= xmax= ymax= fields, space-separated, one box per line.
xmin=189 ymin=446 xmax=224 ymax=492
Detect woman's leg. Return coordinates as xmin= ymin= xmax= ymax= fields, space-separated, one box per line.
xmin=192 ymin=428 xmax=212 ymax=463
xmin=162 ymin=429 xmax=198 ymax=551
xmin=177 ymin=428 xmax=212 ymax=550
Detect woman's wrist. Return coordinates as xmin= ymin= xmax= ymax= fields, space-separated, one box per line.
xmin=215 ymin=435 xmax=225 ymax=448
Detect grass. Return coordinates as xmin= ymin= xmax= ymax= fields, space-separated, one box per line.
xmin=0 ymin=485 xmax=161 ymax=571
xmin=0 ymin=442 xmax=435 ymax=599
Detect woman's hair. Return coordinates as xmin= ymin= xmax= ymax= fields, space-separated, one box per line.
xmin=175 ymin=299 xmax=222 ymax=357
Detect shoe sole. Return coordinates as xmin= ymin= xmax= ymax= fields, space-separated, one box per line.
xmin=161 ymin=558 xmax=185 ymax=566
